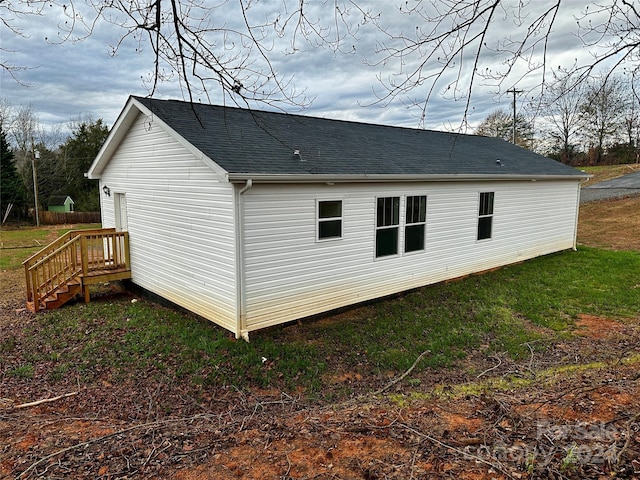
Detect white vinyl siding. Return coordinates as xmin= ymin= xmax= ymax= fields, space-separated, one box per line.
xmin=97 ymin=113 xmax=238 ymax=333
xmin=240 ymin=180 xmax=580 ymax=332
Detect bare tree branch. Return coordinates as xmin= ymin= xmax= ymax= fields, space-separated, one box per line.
xmin=1 ymin=0 xmax=639 ymax=118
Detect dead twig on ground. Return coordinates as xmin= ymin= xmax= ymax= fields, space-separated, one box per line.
xmin=524 ymin=341 xmax=536 ymax=374
xmin=477 ymin=353 xmax=504 ymax=378
xmin=617 ymin=412 xmax=640 ymax=467
xmin=13 ymin=392 xmax=78 ymax=409
xmin=373 ymin=349 xmax=431 ymax=396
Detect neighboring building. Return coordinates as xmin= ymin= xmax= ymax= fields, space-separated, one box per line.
xmin=48 ymin=195 xmax=75 ymax=213
xmin=87 ymin=96 xmax=587 ymax=340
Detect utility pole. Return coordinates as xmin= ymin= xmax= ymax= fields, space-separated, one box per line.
xmin=31 ymin=143 xmax=40 ymax=227
xmin=507 ymin=88 xmax=522 ymax=144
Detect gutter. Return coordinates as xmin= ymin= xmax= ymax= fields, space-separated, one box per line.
xmin=227 ymin=173 xmax=588 ymax=184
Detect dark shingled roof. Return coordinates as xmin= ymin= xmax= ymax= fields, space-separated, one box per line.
xmin=133 ymin=96 xmax=584 ymax=179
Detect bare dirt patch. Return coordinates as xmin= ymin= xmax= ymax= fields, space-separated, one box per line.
xmin=3 ymin=365 xmax=639 ymax=479
xmin=576 ymin=314 xmax=629 ymax=340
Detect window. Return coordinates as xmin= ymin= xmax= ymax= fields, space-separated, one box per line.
xmin=405 ymin=195 xmax=427 ymax=252
xmin=318 ymin=200 xmax=342 ymax=240
xmin=376 ymin=196 xmax=400 ymax=257
xmin=477 ymin=192 xmax=494 ymax=240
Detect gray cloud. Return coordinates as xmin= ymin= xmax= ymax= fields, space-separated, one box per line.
xmin=0 ymin=1 xmax=631 ymax=138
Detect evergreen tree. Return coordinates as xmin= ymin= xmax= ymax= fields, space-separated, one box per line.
xmin=60 ymin=119 xmax=110 ymax=211
xmin=0 ymin=128 xmax=27 ymax=221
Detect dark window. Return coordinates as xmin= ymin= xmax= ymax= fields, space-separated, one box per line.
xmin=377 ymin=196 xmax=399 ymax=227
xmin=405 ymin=195 xmax=427 ymax=252
xmin=376 ymin=197 xmax=400 ymax=257
xmin=477 ymin=192 xmax=494 ymax=240
xmin=318 ymin=200 xmax=342 ymax=240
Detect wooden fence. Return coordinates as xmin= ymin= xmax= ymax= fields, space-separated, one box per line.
xmin=40 ymin=211 xmax=101 ymax=225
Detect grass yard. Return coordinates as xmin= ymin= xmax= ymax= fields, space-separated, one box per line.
xmin=3 ymin=245 xmax=637 ymax=396
xmin=0 ymin=223 xmax=101 ymax=270
xmin=580 ymin=162 xmax=640 ymax=186
xmin=578 ymin=195 xmax=640 ymax=250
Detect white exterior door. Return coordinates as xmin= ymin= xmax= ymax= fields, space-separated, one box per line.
xmin=114 ymin=193 xmax=128 ymax=232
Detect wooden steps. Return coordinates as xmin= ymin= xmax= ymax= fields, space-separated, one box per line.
xmin=26 ymin=279 xmax=83 ymax=313
xmin=24 ymin=229 xmax=131 ymax=313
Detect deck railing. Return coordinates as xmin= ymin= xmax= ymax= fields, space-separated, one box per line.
xmin=22 ymin=228 xmax=115 ymax=273
xmin=24 ymin=229 xmax=130 ymax=311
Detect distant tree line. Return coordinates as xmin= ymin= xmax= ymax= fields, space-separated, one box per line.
xmin=475 ymin=73 xmax=640 ymax=166
xmin=0 ymin=101 xmax=109 ymax=223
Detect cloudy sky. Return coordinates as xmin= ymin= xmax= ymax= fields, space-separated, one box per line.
xmin=0 ymin=0 xmax=629 ymax=138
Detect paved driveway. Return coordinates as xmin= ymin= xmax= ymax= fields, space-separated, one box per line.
xmin=580 ymin=170 xmax=640 ymax=203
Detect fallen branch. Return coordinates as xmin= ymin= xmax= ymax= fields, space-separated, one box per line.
xmin=617 ymin=412 xmax=640 ymax=467
xmin=14 ymin=392 xmax=78 ymax=409
xmin=477 ymin=354 xmax=503 ymax=378
xmin=373 ymin=349 xmax=431 ymax=396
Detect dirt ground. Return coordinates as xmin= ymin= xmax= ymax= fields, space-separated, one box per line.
xmin=1 ymin=200 xmax=640 ymax=480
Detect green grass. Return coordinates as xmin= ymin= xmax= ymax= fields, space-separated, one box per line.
xmin=7 ymin=364 xmax=35 ymax=379
xmin=0 ymin=227 xmax=54 ymax=248
xmin=8 ymin=246 xmax=639 ymax=399
xmin=0 ymin=223 xmax=101 ymax=269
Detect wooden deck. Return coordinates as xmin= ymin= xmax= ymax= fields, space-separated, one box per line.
xmin=24 ymin=229 xmax=131 ymax=312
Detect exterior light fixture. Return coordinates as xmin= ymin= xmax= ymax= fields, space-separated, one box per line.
xmin=102 ymin=185 xmax=111 ymax=196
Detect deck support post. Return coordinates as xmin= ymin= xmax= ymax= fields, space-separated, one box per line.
xmin=83 ymin=282 xmax=90 ymax=304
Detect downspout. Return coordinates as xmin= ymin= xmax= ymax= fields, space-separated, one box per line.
xmin=235 ymin=179 xmax=252 ymax=341
xmin=239 ymin=179 xmax=253 ymax=195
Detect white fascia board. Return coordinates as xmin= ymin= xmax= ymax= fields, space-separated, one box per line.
xmin=226 ymin=173 xmax=588 ymax=184
xmin=87 ymin=96 xmax=140 ymax=179
xmin=87 ymin=97 xmax=230 ymax=182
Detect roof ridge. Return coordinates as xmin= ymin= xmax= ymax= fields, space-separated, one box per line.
xmin=131 ymin=95 xmax=471 ymax=137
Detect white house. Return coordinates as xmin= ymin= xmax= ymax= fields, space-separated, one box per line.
xmin=87 ymin=96 xmax=587 ymax=340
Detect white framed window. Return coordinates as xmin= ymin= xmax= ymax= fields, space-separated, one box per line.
xmin=317 ymin=200 xmax=342 ymax=240
xmin=477 ymin=191 xmax=495 ymax=240
xmin=375 ymin=196 xmax=400 ymax=257
xmin=404 ymin=195 xmax=427 ymax=253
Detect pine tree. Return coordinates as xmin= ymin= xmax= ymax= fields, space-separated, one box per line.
xmin=1 ymin=129 xmax=28 ymax=221
xmin=60 ymin=119 xmax=110 ymax=211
